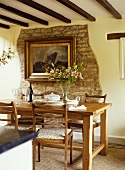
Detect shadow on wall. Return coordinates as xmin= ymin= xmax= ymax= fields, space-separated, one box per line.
xmin=0 ymin=58 xmax=21 ymax=99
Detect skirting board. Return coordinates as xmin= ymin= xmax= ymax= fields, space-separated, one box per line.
xmin=73 ymin=132 xmax=125 ymax=145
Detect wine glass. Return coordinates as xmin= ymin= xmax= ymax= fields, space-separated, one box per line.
xmin=12 ymin=88 xmax=21 ymax=104
xmin=12 ymin=88 xmax=19 ymax=99
xmin=22 ymin=88 xmax=30 ymax=104
xmin=18 ymin=88 xmax=23 ymax=99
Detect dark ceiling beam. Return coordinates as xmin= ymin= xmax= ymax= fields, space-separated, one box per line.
xmin=17 ymin=0 xmax=71 ymax=23
xmin=0 ymin=15 xmax=29 ymax=27
xmin=0 ymin=23 xmax=10 ymax=29
xmin=0 ymin=3 xmax=48 ymax=25
xmin=96 ymin=0 xmax=122 ymax=19
xmin=56 ymin=0 xmax=96 ymax=21
xmin=107 ymin=33 xmax=125 ymax=40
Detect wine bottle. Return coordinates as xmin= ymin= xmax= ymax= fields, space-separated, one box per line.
xmin=28 ymin=83 xmax=33 ymax=102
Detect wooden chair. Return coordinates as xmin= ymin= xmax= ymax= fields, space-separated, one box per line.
xmin=18 ymin=90 xmax=60 ymax=125
xmin=0 ymin=101 xmax=36 ymax=170
xmin=34 ymin=90 xmax=60 ymax=99
xmin=68 ymin=93 xmax=107 ymax=146
xmin=0 ymin=101 xmax=18 ymax=129
xmin=32 ymin=103 xmax=73 ymax=170
xmin=0 ymin=101 xmax=32 ymax=131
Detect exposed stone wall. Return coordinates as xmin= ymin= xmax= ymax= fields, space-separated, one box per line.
xmin=17 ymin=25 xmax=102 ymax=101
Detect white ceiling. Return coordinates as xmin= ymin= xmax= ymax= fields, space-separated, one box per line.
xmin=0 ymin=0 xmax=125 ymax=27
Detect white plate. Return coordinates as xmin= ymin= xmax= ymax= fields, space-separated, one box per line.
xmin=33 ymin=99 xmax=63 ymax=105
xmin=33 ymin=99 xmax=43 ymax=103
xmin=33 ymin=99 xmax=60 ymax=103
xmin=47 ymin=102 xmax=64 ymax=106
xmin=42 ymin=99 xmax=61 ymax=103
xmin=44 ymin=100 xmax=64 ymax=106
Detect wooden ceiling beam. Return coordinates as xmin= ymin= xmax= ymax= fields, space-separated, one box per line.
xmin=0 ymin=3 xmax=48 ymax=25
xmin=107 ymin=33 xmax=125 ymax=40
xmin=96 ymin=0 xmax=122 ymax=19
xmin=0 ymin=15 xmax=29 ymax=27
xmin=0 ymin=23 xmax=10 ymax=29
xmin=56 ymin=0 xmax=96 ymax=21
xmin=17 ymin=0 xmax=71 ymax=23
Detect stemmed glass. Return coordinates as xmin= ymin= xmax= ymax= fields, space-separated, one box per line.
xmin=12 ymin=88 xmax=19 ymax=99
xmin=22 ymin=88 xmax=30 ymax=104
xmin=12 ymin=88 xmax=20 ymax=104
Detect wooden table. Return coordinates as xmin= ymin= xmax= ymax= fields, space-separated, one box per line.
xmin=1 ymin=99 xmax=111 ymax=170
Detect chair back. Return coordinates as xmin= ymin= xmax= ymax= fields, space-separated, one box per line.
xmin=85 ymin=93 xmax=107 ymax=103
xmin=34 ymin=90 xmax=59 ymax=98
xmin=32 ymin=103 xmax=68 ymax=129
xmin=32 ymin=103 xmax=69 ymax=145
xmin=0 ymin=101 xmax=18 ymax=129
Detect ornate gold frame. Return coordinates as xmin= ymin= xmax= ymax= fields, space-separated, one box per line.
xmin=25 ymin=37 xmax=76 ymax=82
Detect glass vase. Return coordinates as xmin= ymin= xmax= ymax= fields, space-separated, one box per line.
xmin=59 ymin=84 xmax=70 ymax=102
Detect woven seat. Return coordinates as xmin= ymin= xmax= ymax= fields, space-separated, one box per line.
xmin=5 ymin=124 xmax=32 ymax=131
xmin=38 ymin=128 xmax=72 ymax=139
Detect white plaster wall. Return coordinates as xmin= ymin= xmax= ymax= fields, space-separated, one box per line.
xmin=88 ymin=18 xmax=125 ymax=137
xmin=0 ymin=27 xmax=21 ymax=99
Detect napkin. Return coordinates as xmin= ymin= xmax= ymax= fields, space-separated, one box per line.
xmin=68 ymin=105 xmax=87 ymax=111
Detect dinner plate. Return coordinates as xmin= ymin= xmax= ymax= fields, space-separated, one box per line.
xmin=42 ymin=99 xmax=61 ymax=103
xmin=33 ymin=99 xmax=63 ymax=105
xmin=33 ymin=99 xmax=44 ymax=103
xmin=47 ymin=102 xmax=64 ymax=106
xmin=33 ymin=99 xmax=59 ymax=103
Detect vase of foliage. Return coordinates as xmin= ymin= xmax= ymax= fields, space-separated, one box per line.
xmin=47 ymin=63 xmax=83 ymax=102
xmin=59 ymin=84 xmax=70 ymax=102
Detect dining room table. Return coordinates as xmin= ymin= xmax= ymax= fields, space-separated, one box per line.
xmin=0 ymin=98 xmax=112 ymax=170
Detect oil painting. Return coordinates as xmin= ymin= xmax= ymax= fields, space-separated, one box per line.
xmin=25 ymin=37 xmax=76 ymax=81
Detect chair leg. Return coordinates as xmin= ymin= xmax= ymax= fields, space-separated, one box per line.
xmin=38 ymin=142 xmax=41 ymax=162
xmin=68 ymin=122 xmax=70 ymax=129
xmin=42 ymin=119 xmax=44 ymax=128
xmin=92 ymin=128 xmax=94 ymax=148
xmin=64 ymin=149 xmax=68 ymax=170
xmin=70 ymin=135 xmax=73 ymax=164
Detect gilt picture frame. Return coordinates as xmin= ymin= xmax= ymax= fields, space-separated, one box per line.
xmin=25 ymin=37 xmax=76 ymax=81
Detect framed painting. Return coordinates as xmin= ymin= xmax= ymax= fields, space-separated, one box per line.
xmin=25 ymin=36 xmax=76 ymax=81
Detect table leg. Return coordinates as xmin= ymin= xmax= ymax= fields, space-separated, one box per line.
xmin=82 ymin=115 xmax=93 ymax=170
xmin=100 ymin=109 xmax=108 ymax=155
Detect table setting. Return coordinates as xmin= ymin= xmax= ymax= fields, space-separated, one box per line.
xmin=33 ymin=92 xmax=87 ymax=111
